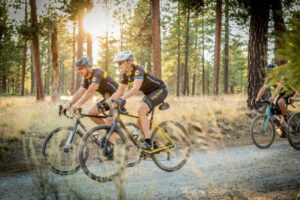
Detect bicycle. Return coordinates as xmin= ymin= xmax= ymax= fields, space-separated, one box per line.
xmin=42 ymin=104 xmax=139 ymax=175
xmin=250 ymin=100 xmax=292 ymax=149
xmin=78 ymin=101 xmax=191 ymax=182
xmin=287 ymin=99 xmax=300 ymax=150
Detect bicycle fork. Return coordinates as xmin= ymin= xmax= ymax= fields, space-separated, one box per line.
xmin=64 ymin=119 xmax=80 ymax=153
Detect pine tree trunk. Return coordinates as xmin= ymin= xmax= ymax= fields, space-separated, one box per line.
xmin=183 ymin=8 xmax=190 ymax=96
xmin=87 ymin=33 xmax=92 ymax=60
xmin=70 ymin=20 xmax=76 ymax=94
xmin=192 ymin=73 xmax=196 ymax=96
xmin=151 ymin=0 xmax=161 ymax=78
xmin=51 ymin=22 xmax=60 ymax=102
xmin=176 ymin=2 xmax=181 ymax=97
xmin=30 ymin=45 xmax=35 ymax=94
xmin=247 ymin=0 xmax=270 ymax=108
xmin=213 ymin=0 xmax=222 ymax=96
xmin=21 ymin=0 xmax=28 ymax=96
xmin=76 ymin=9 xmax=84 ymax=90
xmin=21 ymin=40 xmax=27 ymax=96
xmin=224 ymin=0 xmax=229 ymax=94
xmin=201 ymin=10 xmax=205 ymax=95
xmin=30 ymin=0 xmax=44 ymax=100
xmin=272 ymin=0 xmax=286 ymax=65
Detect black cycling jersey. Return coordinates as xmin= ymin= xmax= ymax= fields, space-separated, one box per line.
xmin=120 ymin=64 xmax=165 ymax=95
xmin=81 ymin=68 xmax=118 ymax=98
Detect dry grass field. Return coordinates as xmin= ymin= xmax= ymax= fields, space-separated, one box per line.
xmin=0 ymin=94 xmax=299 ymax=171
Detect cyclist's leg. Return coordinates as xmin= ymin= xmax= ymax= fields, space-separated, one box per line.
xmin=140 ymin=86 xmax=168 ymax=148
xmin=89 ymin=103 xmax=106 ymax=124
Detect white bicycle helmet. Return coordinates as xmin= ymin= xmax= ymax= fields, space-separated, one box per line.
xmin=113 ymin=51 xmax=134 ymax=63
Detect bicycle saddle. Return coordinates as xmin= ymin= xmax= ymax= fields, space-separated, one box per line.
xmin=159 ymin=102 xmax=169 ymax=110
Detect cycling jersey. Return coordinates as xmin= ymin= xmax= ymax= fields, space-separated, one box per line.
xmin=120 ymin=64 xmax=165 ymax=95
xmin=81 ymin=68 xmax=118 ymax=98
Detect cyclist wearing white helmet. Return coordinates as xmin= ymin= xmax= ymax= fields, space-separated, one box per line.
xmin=61 ymin=56 xmax=118 ymax=125
xmin=107 ymin=51 xmax=168 ymax=150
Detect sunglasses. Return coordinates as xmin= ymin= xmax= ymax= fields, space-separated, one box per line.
xmin=117 ymin=61 xmax=125 ymax=66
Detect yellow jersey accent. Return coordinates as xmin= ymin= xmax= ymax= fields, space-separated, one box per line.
xmin=103 ymin=71 xmax=108 ymax=79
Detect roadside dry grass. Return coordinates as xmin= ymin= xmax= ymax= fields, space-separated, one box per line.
xmin=0 ymin=94 xmax=253 ymax=139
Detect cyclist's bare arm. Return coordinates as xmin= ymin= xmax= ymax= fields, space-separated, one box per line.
xmin=270 ymin=82 xmax=284 ymax=102
xmin=121 ymin=79 xmax=142 ymax=100
xmin=73 ymin=84 xmax=99 ymax=107
xmin=256 ymin=84 xmax=269 ymax=101
xmin=106 ymin=84 xmax=127 ymax=104
xmin=69 ymin=87 xmax=86 ymax=106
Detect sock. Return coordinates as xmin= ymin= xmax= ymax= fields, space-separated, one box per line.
xmin=145 ymin=138 xmax=151 ymax=145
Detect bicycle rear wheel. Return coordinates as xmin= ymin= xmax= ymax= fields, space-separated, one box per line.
xmin=287 ymin=112 xmax=300 ymax=150
xmin=151 ymin=121 xmax=191 ymax=172
xmin=42 ymin=126 xmax=84 ymax=175
xmin=78 ymin=125 xmax=127 ymax=182
xmin=250 ymin=114 xmax=275 ymax=149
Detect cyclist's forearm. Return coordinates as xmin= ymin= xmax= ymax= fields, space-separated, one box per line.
xmin=76 ymin=91 xmax=95 ymax=107
xmin=121 ymin=88 xmax=139 ymax=100
xmin=256 ymin=85 xmax=267 ymax=101
xmin=106 ymin=91 xmax=123 ymax=104
xmin=70 ymin=89 xmax=85 ymax=105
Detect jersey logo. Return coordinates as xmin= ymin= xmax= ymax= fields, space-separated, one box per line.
xmin=128 ymin=81 xmax=134 ymax=88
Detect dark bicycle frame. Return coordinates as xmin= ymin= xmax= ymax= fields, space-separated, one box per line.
xmin=59 ymin=105 xmax=108 ymax=152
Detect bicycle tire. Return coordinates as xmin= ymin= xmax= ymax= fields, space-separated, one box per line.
xmin=151 ymin=120 xmax=191 ymax=172
xmin=42 ymin=126 xmax=85 ymax=175
xmin=78 ymin=125 xmax=127 ymax=182
xmin=250 ymin=114 xmax=275 ymax=149
xmin=287 ymin=112 xmax=300 ymax=150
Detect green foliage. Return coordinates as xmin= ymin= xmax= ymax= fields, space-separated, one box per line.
xmin=270 ymin=11 xmax=300 ymax=89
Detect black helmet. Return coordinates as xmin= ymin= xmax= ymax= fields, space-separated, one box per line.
xmin=266 ymin=63 xmax=277 ymax=69
xmin=75 ymin=57 xmax=93 ymax=68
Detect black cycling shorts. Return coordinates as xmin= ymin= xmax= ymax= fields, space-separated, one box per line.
xmin=142 ymin=84 xmax=168 ymax=111
xmin=276 ymin=92 xmax=295 ymax=106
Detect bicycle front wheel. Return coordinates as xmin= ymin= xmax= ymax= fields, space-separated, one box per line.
xmin=151 ymin=121 xmax=191 ymax=172
xmin=42 ymin=126 xmax=84 ymax=175
xmin=250 ymin=114 xmax=275 ymax=149
xmin=287 ymin=112 xmax=300 ymax=150
xmin=78 ymin=125 xmax=127 ymax=182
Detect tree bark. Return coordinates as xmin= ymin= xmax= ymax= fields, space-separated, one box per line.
xmin=30 ymin=45 xmax=35 ymax=94
xmin=183 ymin=8 xmax=190 ymax=96
xmin=70 ymin=20 xmax=76 ymax=94
xmin=213 ymin=0 xmax=222 ymax=96
xmin=30 ymin=0 xmax=44 ymax=100
xmin=272 ymin=0 xmax=287 ymax=65
xmin=176 ymin=2 xmax=181 ymax=97
xmin=247 ymin=0 xmax=270 ymax=108
xmin=192 ymin=73 xmax=196 ymax=96
xmin=76 ymin=8 xmax=84 ymax=90
xmin=151 ymin=0 xmax=161 ymax=78
xmin=21 ymin=0 xmax=28 ymax=96
xmin=201 ymin=10 xmax=205 ymax=95
xmin=51 ymin=22 xmax=60 ymax=102
xmin=87 ymin=33 xmax=92 ymax=61
xmin=224 ymin=0 xmax=229 ymax=94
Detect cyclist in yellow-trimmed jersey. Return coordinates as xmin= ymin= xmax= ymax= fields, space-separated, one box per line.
xmin=107 ymin=51 xmax=168 ymax=150
xmin=60 ymin=57 xmax=118 ymax=125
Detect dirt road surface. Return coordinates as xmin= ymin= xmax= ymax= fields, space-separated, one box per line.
xmin=1 ymin=140 xmax=300 ymax=199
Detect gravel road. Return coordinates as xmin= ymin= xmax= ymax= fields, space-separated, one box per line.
xmin=1 ymin=140 xmax=300 ymax=200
